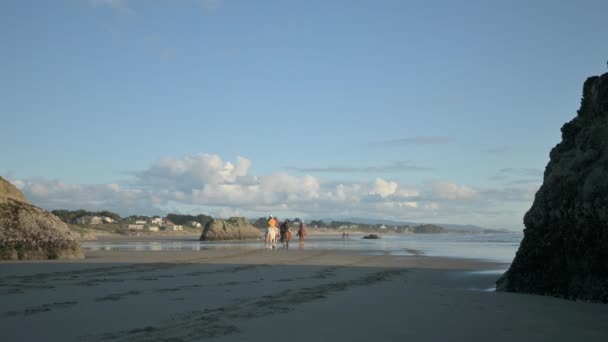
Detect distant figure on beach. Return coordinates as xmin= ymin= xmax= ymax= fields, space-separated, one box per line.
xmin=342 ymin=232 xmax=346 ymax=239
xmin=297 ymin=220 xmax=308 ymax=245
xmin=265 ymin=215 xmax=279 ymax=249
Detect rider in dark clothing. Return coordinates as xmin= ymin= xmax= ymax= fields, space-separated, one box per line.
xmin=280 ymin=219 xmax=290 ymax=242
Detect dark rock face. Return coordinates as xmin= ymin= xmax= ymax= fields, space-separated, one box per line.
xmin=200 ymin=217 xmax=262 ymax=241
xmin=496 ymin=73 xmax=608 ymax=302
xmin=362 ymin=234 xmax=380 ymax=239
xmin=0 ymin=177 xmax=84 ymax=260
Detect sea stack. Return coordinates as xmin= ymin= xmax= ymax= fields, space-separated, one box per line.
xmin=0 ymin=177 xmax=84 ymax=260
xmin=200 ymin=217 xmax=262 ymax=241
xmin=496 ymin=73 xmax=608 ymax=302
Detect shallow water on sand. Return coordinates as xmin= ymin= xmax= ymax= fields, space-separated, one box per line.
xmin=83 ymin=232 xmax=522 ymax=263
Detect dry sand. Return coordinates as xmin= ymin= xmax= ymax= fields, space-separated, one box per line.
xmin=1 ymin=246 xmax=607 ymax=341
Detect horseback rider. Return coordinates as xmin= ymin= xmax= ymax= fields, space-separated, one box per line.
xmin=280 ymin=219 xmax=290 ymax=242
xmin=297 ymin=220 xmax=307 ymax=241
xmin=267 ymin=215 xmax=278 ymax=229
xmin=266 ymin=215 xmax=279 ymax=249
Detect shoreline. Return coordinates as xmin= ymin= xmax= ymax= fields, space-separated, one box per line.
xmin=0 ymin=247 xmax=509 ymax=270
xmin=77 ymin=232 xmax=519 ymax=264
xmin=73 ymin=228 xmax=515 ymax=242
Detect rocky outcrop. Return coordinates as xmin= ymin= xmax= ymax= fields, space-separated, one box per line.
xmin=199 ymin=217 xmax=262 ymax=241
xmin=362 ymin=234 xmax=380 ymax=239
xmin=0 ymin=177 xmax=84 ymax=260
xmin=0 ymin=176 xmax=29 ymax=204
xmin=497 ymin=73 xmax=608 ymax=302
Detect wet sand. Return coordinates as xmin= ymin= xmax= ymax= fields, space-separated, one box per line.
xmin=1 ymin=247 xmax=608 ymax=341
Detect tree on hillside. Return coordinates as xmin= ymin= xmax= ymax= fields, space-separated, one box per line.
xmin=51 ymin=210 xmax=74 ymax=223
xmin=97 ymin=210 xmax=121 ymax=221
xmin=195 ymin=214 xmax=213 ymax=226
xmin=51 ymin=209 xmax=93 ymax=223
xmin=166 ymin=214 xmax=195 ymax=225
xmin=166 ymin=213 xmax=213 ymax=225
xmin=125 ymin=215 xmax=149 ymax=222
xmin=252 ymin=217 xmax=268 ymax=229
xmin=309 ymin=220 xmax=326 ymax=228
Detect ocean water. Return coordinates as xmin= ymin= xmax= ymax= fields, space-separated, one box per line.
xmin=83 ymin=231 xmax=523 ymax=263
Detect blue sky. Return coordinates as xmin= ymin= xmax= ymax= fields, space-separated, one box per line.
xmin=1 ymin=0 xmax=607 ymax=229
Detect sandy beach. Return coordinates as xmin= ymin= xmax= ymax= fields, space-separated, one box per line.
xmin=2 ymin=243 xmax=608 ymax=341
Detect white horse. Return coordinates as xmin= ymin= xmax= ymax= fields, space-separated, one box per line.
xmin=265 ymin=226 xmax=279 ymax=249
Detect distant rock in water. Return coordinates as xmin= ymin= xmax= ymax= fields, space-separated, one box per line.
xmin=497 ymin=73 xmax=608 ymax=302
xmin=200 ymin=217 xmax=262 ymax=241
xmin=413 ymin=224 xmax=445 ymax=233
xmin=0 ymin=177 xmax=84 ymax=260
xmin=362 ymin=234 xmax=380 ymax=239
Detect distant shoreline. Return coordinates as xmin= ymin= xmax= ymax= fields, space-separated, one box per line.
xmin=70 ymin=225 xmax=514 ymax=242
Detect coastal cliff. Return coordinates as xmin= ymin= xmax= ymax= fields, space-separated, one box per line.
xmin=200 ymin=217 xmax=262 ymax=241
xmin=496 ymin=73 xmax=608 ymax=302
xmin=0 ymin=177 xmax=84 ymax=260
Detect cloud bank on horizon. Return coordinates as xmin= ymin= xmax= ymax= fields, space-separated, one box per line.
xmin=9 ymin=153 xmax=539 ymax=230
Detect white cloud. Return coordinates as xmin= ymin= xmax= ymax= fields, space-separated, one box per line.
xmin=9 ymin=153 xmax=536 ymax=229
xmin=136 ymin=153 xmax=252 ymax=190
xmin=480 ymin=183 xmax=540 ymax=203
xmin=428 ymin=181 xmax=478 ymax=200
xmin=11 ymin=179 xmax=25 ymax=190
xmin=370 ymin=178 xmax=398 ymax=198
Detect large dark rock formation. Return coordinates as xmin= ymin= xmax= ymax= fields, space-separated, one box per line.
xmin=200 ymin=217 xmax=262 ymax=241
xmin=0 ymin=177 xmax=84 ymax=260
xmin=497 ymin=73 xmax=608 ymax=302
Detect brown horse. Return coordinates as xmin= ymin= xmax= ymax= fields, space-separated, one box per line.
xmin=297 ymin=226 xmax=307 ymax=245
xmin=282 ymin=230 xmax=292 ymax=249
